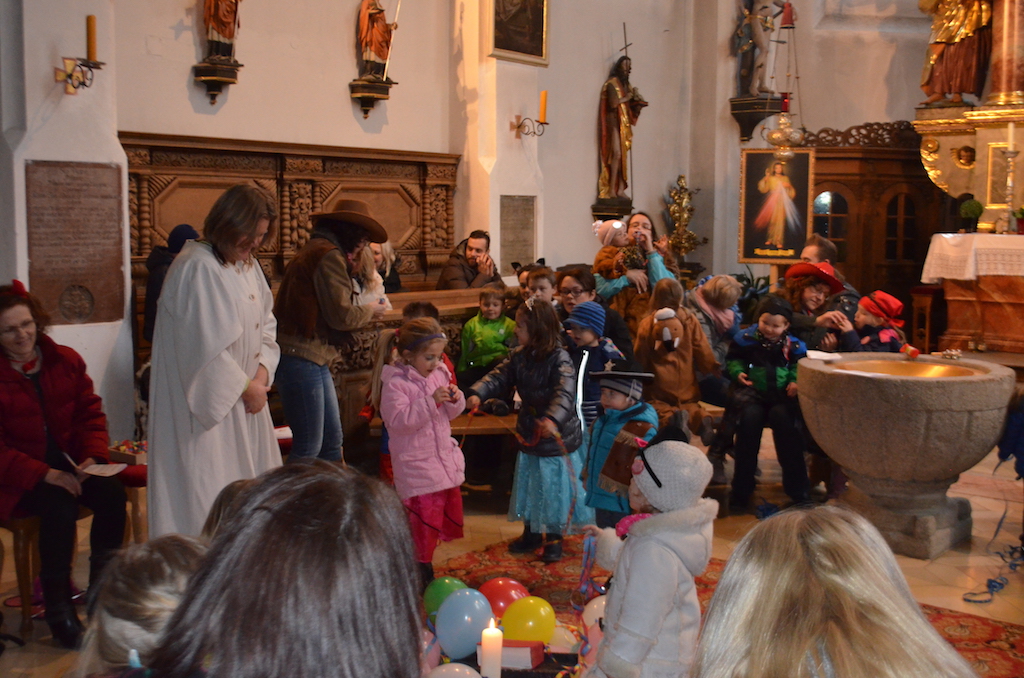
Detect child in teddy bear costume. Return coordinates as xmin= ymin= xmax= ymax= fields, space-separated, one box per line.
xmin=583 ymin=426 xmax=717 ymax=678
xmin=633 ymin=278 xmax=718 ymax=443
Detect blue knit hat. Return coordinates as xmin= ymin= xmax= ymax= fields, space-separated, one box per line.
xmin=167 ymin=224 xmax=199 ymax=254
xmin=564 ymin=300 xmax=605 ymax=335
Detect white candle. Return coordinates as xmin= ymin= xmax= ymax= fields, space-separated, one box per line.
xmin=1009 ymin=122 xmax=1016 ymax=152
xmin=480 ymin=618 xmax=503 ymax=678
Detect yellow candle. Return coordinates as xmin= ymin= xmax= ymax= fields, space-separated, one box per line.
xmin=86 ymin=15 xmax=97 ymax=62
xmin=480 ymin=618 xmax=503 ymax=678
xmin=539 ymin=90 xmax=548 ymax=124
xmin=1010 ymin=122 xmax=1016 ymax=153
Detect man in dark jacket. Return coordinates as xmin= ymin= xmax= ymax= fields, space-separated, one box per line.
xmin=436 ymin=230 xmax=504 ymax=290
xmin=143 ymin=224 xmax=199 ymax=343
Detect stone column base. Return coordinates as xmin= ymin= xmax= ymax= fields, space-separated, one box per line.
xmin=837 ymin=485 xmax=973 ymax=560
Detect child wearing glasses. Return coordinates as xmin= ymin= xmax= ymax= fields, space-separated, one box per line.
xmin=583 ymin=426 xmax=717 ymax=678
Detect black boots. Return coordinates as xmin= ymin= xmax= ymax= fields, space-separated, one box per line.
xmin=508 ymin=524 xmax=543 ymax=553
xmin=41 ymin=576 xmax=83 ymax=649
xmin=540 ymin=537 xmax=563 ymax=564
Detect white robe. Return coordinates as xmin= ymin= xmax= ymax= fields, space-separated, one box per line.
xmin=148 ymin=240 xmax=281 ymax=537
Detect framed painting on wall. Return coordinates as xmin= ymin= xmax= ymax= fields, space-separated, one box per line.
xmin=491 ymin=0 xmax=548 ymax=67
xmin=738 ymin=148 xmax=815 ymax=263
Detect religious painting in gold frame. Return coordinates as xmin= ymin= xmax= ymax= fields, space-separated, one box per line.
xmin=738 ymin=148 xmax=815 ymax=264
xmin=490 ymin=0 xmax=548 ymax=67
xmin=986 ymin=142 xmax=1009 ymax=209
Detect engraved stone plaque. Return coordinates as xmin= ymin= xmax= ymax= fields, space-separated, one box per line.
xmin=26 ymin=161 xmax=124 ymax=324
xmin=499 ymin=195 xmax=536 ymax=276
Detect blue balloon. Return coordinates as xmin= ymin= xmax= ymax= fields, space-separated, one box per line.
xmin=435 ymin=588 xmax=494 ymax=660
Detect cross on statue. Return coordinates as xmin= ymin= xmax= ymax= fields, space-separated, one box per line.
xmin=620 ymin=23 xmax=632 ymax=57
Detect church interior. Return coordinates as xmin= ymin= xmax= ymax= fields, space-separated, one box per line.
xmin=2 ymin=0 xmax=1024 ymax=676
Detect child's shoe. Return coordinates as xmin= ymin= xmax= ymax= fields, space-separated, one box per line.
xmin=508 ymin=524 xmax=543 ymax=553
xmin=699 ymin=415 xmax=716 ymax=447
xmin=709 ymin=456 xmax=728 ymax=485
xmin=540 ymin=537 xmax=563 ymax=563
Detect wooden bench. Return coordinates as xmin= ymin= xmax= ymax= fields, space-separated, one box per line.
xmin=369 ymin=412 xmax=519 ymax=437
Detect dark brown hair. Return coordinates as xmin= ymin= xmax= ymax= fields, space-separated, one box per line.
xmin=149 ymin=462 xmax=422 ymax=678
xmin=479 ymin=286 xmax=504 ymax=305
xmin=467 ymin=230 xmax=491 ymax=249
xmin=804 ymin=234 xmax=838 ymax=265
xmin=516 ymin=301 xmax=561 ymax=359
xmin=649 ymin=277 xmax=684 ymax=313
xmin=204 ymin=184 xmax=278 ymax=265
xmin=402 ymin=301 xmax=440 ymax=321
xmin=556 ymin=267 xmax=597 ymax=294
xmin=200 ymin=478 xmax=256 ymax=542
xmin=0 ymin=284 xmax=50 ymax=334
xmin=527 ymin=267 xmax=556 ymax=287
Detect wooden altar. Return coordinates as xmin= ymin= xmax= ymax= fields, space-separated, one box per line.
xmin=921 ymin=233 xmax=1024 ymax=354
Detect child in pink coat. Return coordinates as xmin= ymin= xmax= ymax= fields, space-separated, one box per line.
xmin=377 ymin=316 xmax=466 ymax=586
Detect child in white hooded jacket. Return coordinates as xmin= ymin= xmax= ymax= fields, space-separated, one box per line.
xmin=584 ymin=426 xmax=717 ymax=678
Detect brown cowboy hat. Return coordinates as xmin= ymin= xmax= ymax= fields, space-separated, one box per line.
xmin=784 ymin=261 xmax=844 ymax=295
xmin=311 ymin=199 xmax=388 ymax=243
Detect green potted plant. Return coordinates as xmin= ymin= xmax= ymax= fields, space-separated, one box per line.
xmin=959 ymin=199 xmax=983 ymax=232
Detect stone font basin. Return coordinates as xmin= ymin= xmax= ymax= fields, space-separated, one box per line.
xmin=799 ymin=353 xmax=1014 ymax=559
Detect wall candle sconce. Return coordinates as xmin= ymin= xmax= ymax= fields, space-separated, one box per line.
xmin=54 ymin=16 xmax=104 ymax=94
xmin=511 ymin=90 xmax=549 ymax=138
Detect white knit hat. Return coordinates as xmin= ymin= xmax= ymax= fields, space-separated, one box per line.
xmin=634 ymin=435 xmax=712 ymax=513
xmin=593 ymin=219 xmax=627 ymax=247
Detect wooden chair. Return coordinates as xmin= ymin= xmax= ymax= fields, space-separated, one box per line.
xmin=0 ymin=506 xmax=93 ymax=638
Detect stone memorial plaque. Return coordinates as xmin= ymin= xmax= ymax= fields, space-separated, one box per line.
xmin=26 ymin=161 xmax=124 ymax=324
xmin=499 ymin=195 xmax=536 ymax=276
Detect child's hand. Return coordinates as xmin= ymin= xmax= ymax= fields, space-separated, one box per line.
xmin=432 ymin=386 xmax=452 ymax=404
xmin=448 ymin=385 xmax=461 ymax=403
xmin=582 ymin=524 xmax=602 ymax=538
xmin=465 ymin=395 xmax=482 ymax=411
xmin=832 ymin=313 xmax=853 ymax=333
xmin=786 ymin=382 xmax=798 ymax=397
xmin=539 ymin=418 xmax=559 ymax=438
xmin=738 ymin=372 xmax=753 ymax=387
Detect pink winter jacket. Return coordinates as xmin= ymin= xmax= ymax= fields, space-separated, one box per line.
xmin=379 ymin=362 xmax=466 ymax=500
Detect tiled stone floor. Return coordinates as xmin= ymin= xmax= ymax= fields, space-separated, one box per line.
xmin=2 ymin=442 xmax=1021 ymax=677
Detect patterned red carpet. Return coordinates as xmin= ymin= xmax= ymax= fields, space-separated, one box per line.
xmin=438 ymin=535 xmax=1024 ymax=678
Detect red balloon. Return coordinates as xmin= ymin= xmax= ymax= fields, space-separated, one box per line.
xmin=478 ymin=577 xmax=529 ymax=619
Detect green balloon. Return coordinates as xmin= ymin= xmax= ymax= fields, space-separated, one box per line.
xmin=424 ymin=576 xmax=468 ymax=617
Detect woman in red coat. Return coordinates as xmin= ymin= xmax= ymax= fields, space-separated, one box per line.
xmin=0 ymin=281 xmax=126 ymax=649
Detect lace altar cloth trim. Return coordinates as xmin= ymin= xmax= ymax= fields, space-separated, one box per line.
xmin=921 ymin=233 xmax=1024 ymax=283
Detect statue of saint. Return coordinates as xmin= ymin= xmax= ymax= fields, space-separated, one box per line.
xmin=920 ymin=0 xmax=991 ymax=105
xmin=358 ymin=0 xmax=398 ymax=83
xmin=203 ymin=0 xmax=241 ymax=61
xmin=748 ymin=0 xmax=785 ymax=97
xmin=598 ymin=56 xmax=648 ymax=200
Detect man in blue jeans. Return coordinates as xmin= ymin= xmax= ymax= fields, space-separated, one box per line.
xmin=273 ymin=201 xmax=388 ymax=462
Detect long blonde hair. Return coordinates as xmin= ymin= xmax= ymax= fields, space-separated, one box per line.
xmin=370 ymin=317 xmax=446 ymax=408
xmin=691 ymin=506 xmax=977 ymax=678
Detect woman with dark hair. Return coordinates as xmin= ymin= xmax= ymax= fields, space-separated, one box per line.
xmin=555 ymin=266 xmax=635 ymax=363
xmin=0 ymin=281 xmax=126 ymax=648
xmin=594 ymin=211 xmax=676 ymax=335
xmin=274 ymin=202 xmax=389 ymax=463
xmin=146 ymin=462 xmax=423 ymax=678
xmin=778 ymin=261 xmax=847 ymax=351
xmin=148 ymin=184 xmax=281 ymax=538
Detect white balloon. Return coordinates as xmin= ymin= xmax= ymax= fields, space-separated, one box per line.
xmin=426 ymin=663 xmax=482 ymax=678
xmin=548 ymin=623 xmax=580 ymax=653
xmin=582 ymin=595 xmax=607 ymax=629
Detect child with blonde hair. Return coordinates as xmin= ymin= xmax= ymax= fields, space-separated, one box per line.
xmin=833 ymin=290 xmax=914 ymax=353
xmin=377 ymin=317 xmax=466 ymax=585
xmin=74 ymin=535 xmax=207 ymax=677
xmin=691 ymin=505 xmax=978 ymax=678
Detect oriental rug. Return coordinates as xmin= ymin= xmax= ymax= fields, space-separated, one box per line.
xmin=437 ymin=535 xmax=1024 ymax=678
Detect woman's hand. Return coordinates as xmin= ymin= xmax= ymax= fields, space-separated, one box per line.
xmin=653 ymin=235 xmax=671 ymax=257
xmin=738 ymin=372 xmax=753 ymax=387
xmin=242 ymin=365 xmax=270 ymax=414
xmin=814 ymin=310 xmax=845 ymax=328
xmin=625 ymin=269 xmax=649 ymax=294
xmin=819 ymin=333 xmax=838 ymax=351
xmin=538 ymin=418 xmax=559 ymax=439
xmin=45 ymin=468 xmax=82 ymax=497
xmin=75 ymin=457 xmax=97 ymax=483
xmin=634 ymin=229 xmax=654 ymax=253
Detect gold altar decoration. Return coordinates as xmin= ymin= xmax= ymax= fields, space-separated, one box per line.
xmin=666 ymin=175 xmax=707 ymax=256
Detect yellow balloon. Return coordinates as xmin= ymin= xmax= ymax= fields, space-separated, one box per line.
xmin=501 ymin=596 xmax=556 ymax=643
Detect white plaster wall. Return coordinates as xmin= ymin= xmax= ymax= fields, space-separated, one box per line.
xmin=1 ymin=0 xmax=134 ymax=439
xmin=114 ymin=0 xmax=453 ymax=153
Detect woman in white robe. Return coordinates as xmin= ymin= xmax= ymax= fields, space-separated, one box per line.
xmin=148 ymin=185 xmax=281 ymax=537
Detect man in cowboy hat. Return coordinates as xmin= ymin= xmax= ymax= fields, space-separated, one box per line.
xmin=274 ymin=200 xmax=389 ymax=463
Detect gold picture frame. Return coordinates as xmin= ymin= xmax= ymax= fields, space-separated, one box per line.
xmin=986 ymin=142 xmax=1009 ymax=209
xmin=490 ymin=0 xmax=549 ymax=67
xmin=738 ymin=149 xmax=815 ymax=264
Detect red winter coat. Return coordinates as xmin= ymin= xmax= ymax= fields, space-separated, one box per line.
xmin=0 ymin=334 xmax=110 ymax=520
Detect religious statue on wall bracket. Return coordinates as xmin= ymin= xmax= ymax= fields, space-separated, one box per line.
xmin=193 ymin=0 xmax=243 ymax=105
xmin=349 ymin=0 xmax=400 ymax=118
xmin=919 ymin=0 xmax=991 ymax=107
xmin=728 ymin=0 xmax=795 ymax=141
xmin=592 ymin=26 xmax=647 ymax=221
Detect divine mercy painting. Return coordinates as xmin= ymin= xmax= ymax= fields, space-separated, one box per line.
xmin=739 ymin=149 xmax=814 ymax=263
